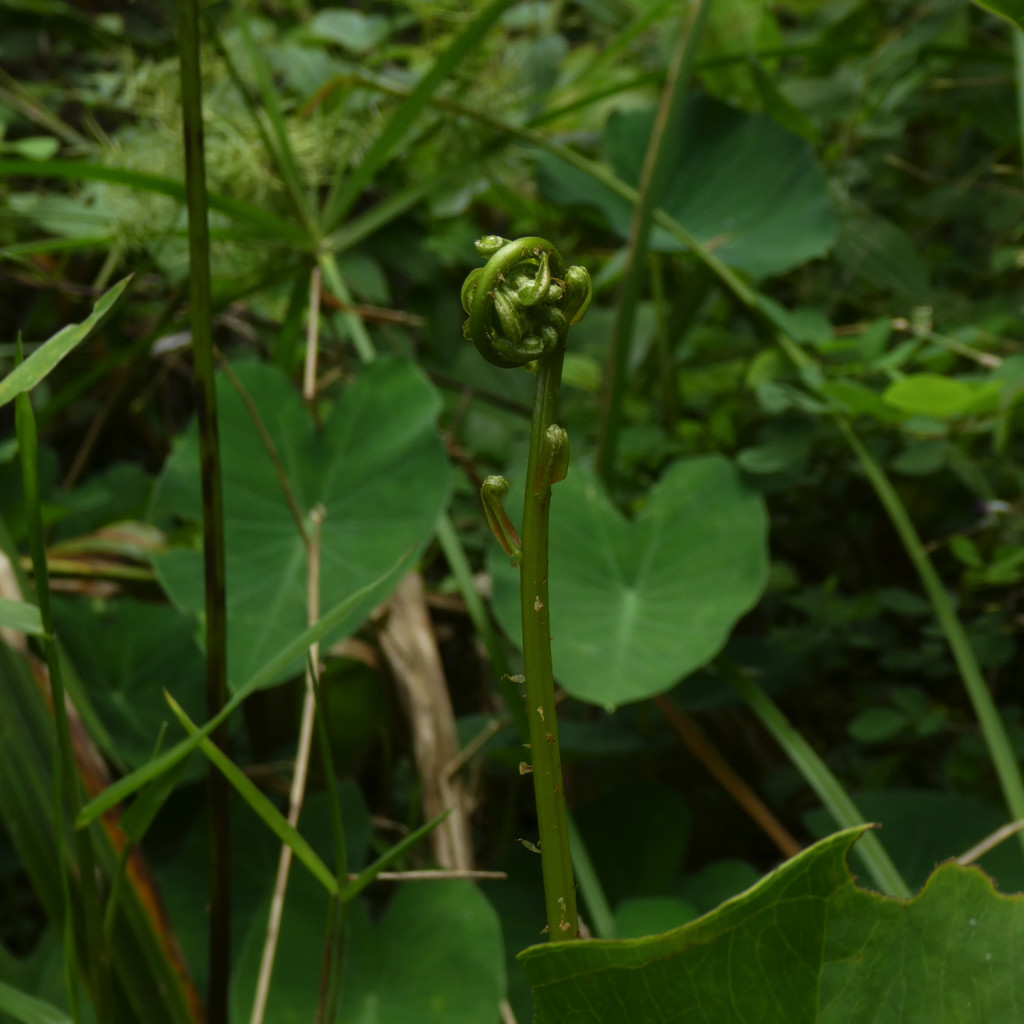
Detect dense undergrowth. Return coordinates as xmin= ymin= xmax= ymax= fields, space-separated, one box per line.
xmin=4 ymin=0 xmax=1024 ymax=1021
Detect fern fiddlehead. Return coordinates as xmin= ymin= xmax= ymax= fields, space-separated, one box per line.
xmin=461 ymin=235 xmax=592 ymax=369
xmin=463 ymin=236 xmax=592 ymax=940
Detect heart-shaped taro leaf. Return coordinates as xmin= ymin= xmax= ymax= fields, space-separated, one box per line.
xmin=51 ymin=596 xmax=205 ymax=774
xmin=231 ymin=874 xmax=505 ymax=1024
xmin=535 ymin=94 xmax=837 ymax=279
xmin=149 ymin=357 xmax=448 ymax=691
xmin=488 ymin=456 xmax=768 ymax=708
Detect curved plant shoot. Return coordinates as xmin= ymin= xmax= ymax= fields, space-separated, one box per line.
xmin=462 ymin=235 xmax=592 ymax=939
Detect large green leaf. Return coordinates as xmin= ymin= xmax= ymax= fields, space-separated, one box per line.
xmin=149 ymin=357 xmax=448 ymax=689
xmin=156 ymin=787 xmax=371 ymax=996
xmin=535 ymin=95 xmax=837 ymax=278
xmin=229 ymin=875 xmax=505 ymax=1024
xmin=520 ymin=828 xmax=1024 ymax=1023
xmin=51 ymin=597 xmax=204 ymax=772
xmin=489 ymin=457 xmax=769 ymax=708
xmin=336 ymin=882 xmax=505 ymax=1024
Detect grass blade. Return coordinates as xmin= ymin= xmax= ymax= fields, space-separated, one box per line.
xmin=0 ymin=160 xmax=305 ymax=242
xmin=0 ymin=980 xmax=73 ymax=1024
xmin=319 ymin=0 xmax=516 ymax=231
xmin=0 ymin=596 xmax=45 ymax=636
xmin=0 ymin=276 xmax=132 ymax=409
xmin=76 ymin=551 xmax=414 ymax=827
xmin=836 ymin=420 xmax=1024 ymax=858
xmin=722 ymin=662 xmax=911 ymax=898
xmin=595 ymin=0 xmax=712 ymax=483
xmin=164 ymin=693 xmax=339 ymax=895
xmin=16 ymin=338 xmax=110 ymax=1021
xmin=567 ymin=813 xmax=616 ymax=939
xmin=338 ymin=809 xmax=451 ymax=903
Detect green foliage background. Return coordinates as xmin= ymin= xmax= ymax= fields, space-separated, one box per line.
xmin=4 ymin=0 xmax=1024 ymax=1021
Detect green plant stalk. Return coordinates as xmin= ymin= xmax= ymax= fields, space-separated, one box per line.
xmin=435 ymin=514 xmax=529 ymax=740
xmin=310 ymin=661 xmax=349 ymax=1024
xmin=520 ymin=349 xmax=579 ymax=938
xmin=1014 ymin=26 xmax=1024 ymax=173
xmin=462 ymin=236 xmax=591 ymax=938
xmin=722 ymin=662 xmax=910 ymax=898
xmin=595 ymin=0 xmax=712 ymax=484
xmin=566 ymin=812 xmax=615 ymax=938
xmin=837 ymin=420 xmax=1024 ymax=856
xmin=317 ymin=252 xmax=378 ymax=363
xmin=14 ymin=346 xmax=108 ymax=1022
xmin=175 ymin=0 xmax=232 ymax=1018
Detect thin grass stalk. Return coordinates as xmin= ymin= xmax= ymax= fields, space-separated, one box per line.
xmin=175 ymin=0 xmax=232 ymax=1017
xmin=653 ymin=695 xmax=801 ymax=859
xmin=249 ymin=507 xmax=324 ymax=1024
xmin=15 ymin=341 xmax=112 ymax=1022
xmin=836 ymin=420 xmax=1024 ymax=857
xmin=1013 ymin=26 xmax=1024 ymax=173
xmin=565 ymin=813 xmax=615 ymax=939
xmin=318 ymin=252 xmax=377 ymax=363
xmin=303 ymin=266 xmax=322 ymax=401
xmin=434 ymin=514 xmax=529 ymax=739
xmin=595 ymin=0 xmax=712 ymax=484
xmin=312 ymin=660 xmax=349 ymax=1024
xmin=721 ymin=662 xmax=911 ymax=898
xmin=249 ymin=274 xmax=326 ymax=1022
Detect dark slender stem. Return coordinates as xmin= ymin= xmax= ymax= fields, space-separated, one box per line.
xmin=521 ymin=349 xmax=578 ymax=939
xmin=595 ymin=0 xmax=712 ymax=484
xmin=175 ymin=0 xmax=231 ymax=1018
